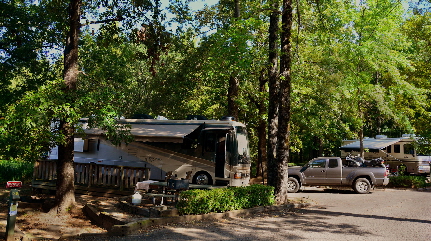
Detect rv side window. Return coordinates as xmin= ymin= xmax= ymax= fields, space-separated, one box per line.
xmin=403 ymin=144 xmax=414 ymax=155
xmin=394 ymin=144 xmax=400 ymax=153
xmin=182 ymin=137 xmax=197 ymax=149
xmin=387 ymin=145 xmax=392 ymax=153
xmin=204 ymin=132 xmax=216 ymax=152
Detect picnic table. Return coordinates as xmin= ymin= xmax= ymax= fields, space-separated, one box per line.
xmin=135 ymin=180 xmax=226 ymax=205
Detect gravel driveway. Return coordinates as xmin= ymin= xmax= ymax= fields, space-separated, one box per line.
xmin=80 ymin=187 xmax=431 ymax=241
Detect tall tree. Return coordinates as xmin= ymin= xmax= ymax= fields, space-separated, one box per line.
xmin=227 ymin=0 xmax=241 ymax=120
xmin=266 ymin=0 xmax=280 ymax=187
xmin=267 ymin=0 xmax=292 ymax=203
xmin=227 ymin=0 xmax=243 ymax=120
xmin=274 ymin=0 xmax=292 ymax=204
xmin=53 ymin=0 xmax=81 ymax=213
xmin=1 ymin=0 xmax=171 ymax=213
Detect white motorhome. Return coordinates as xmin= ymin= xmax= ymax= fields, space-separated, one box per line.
xmin=340 ymin=135 xmax=431 ymax=175
xmin=49 ymin=118 xmax=251 ymax=186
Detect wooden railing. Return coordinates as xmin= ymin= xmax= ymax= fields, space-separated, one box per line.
xmin=33 ymin=160 xmax=151 ymax=191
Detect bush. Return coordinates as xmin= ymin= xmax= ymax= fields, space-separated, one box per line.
xmin=0 ymin=159 xmax=34 ymax=183
xmin=388 ymin=175 xmax=429 ymax=189
xmin=176 ymin=184 xmax=275 ymax=215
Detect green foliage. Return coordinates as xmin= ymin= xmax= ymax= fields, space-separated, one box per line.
xmin=2 ymin=0 xmax=431 ymax=183
xmin=388 ymin=175 xmax=429 ymax=189
xmin=176 ymin=184 xmax=275 ymax=215
xmin=0 ymin=77 xmax=132 ymax=162
xmin=0 ymin=159 xmax=34 ymax=183
xmin=0 ymin=0 xmax=64 ymax=114
xmin=1 ymin=80 xmax=67 ymax=161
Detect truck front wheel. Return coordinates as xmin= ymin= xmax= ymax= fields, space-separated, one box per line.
xmin=287 ymin=177 xmax=300 ymax=193
xmin=353 ymin=178 xmax=371 ymax=194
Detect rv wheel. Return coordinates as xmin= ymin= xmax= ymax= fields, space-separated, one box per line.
xmin=193 ymin=172 xmax=213 ymax=185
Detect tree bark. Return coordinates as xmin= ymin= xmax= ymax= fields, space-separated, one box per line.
xmin=234 ymin=0 xmax=240 ymax=18
xmin=359 ymin=127 xmax=364 ymax=158
xmin=227 ymin=0 xmax=240 ymax=120
xmin=228 ymin=75 xmax=239 ymax=120
xmin=267 ymin=0 xmax=280 ymax=188
xmin=63 ymin=0 xmax=80 ymax=90
xmin=274 ymin=0 xmax=293 ymax=204
xmin=53 ymin=0 xmax=80 ymax=213
xmin=256 ymin=69 xmax=268 ymax=178
xmin=55 ymin=121 xmax=76 ymax=213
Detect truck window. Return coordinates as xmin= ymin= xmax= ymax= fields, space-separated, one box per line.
xmin=328 ymin=159 xmax=338 ymax=168
xmin=394 ymin=144 xmax=400 ymax=153
xmin=310 ymin=159 xmax=326 ymax=168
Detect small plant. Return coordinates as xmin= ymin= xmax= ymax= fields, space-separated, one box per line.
xmin=389 ymin=175 xmax=429 ymax=189
xmin=0 ymin=159 xmax=34 ymax=183
xmin=397 ymin=165 xmax=407 ymax=176
xmin=176 ymin=184 xmax=275 ymax=215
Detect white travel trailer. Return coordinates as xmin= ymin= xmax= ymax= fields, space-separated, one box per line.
xmin=49 ymin=118 xmax=251 ymax=186
xmin=340 ymin=135 xmax=431 ymax=175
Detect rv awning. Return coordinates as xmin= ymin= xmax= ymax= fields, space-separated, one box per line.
xmin=340 ymin=138 xmax=402 ymax=150
xmin=79 ymin=118 xmax=242 ymax=143
xmin=83 ymin=124 xmax=202 ymax=143
xmin=129 ymin=124 xmax=201 ymax=138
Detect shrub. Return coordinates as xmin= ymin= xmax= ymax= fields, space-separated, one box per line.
xmin=176 ymin=184 xmax=275 ymax=215
xmin=388 ymin=175 xmax=429 ymax=188
xmin=0 ymin=159 xmax=34 ymax=183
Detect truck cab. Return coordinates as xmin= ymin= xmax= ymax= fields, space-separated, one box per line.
xmin=288 ymin=157 xmax=389 ymax=194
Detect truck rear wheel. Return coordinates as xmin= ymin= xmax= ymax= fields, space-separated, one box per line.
xmin=353 ymin=178 xmax=371 ymax=194
xmin=287 ymin=177 xmax=300 ymax=193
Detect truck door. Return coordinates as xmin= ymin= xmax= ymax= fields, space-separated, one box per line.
xmin=324 ymin=158 xmax=342 ymax=184
xmin=302 ymin=158 xmax=327 ymax=184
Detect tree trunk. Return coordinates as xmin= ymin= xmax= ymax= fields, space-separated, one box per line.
xmin=52 ymin=0 xmax=80 ymax=213
xmin=55 ymin=121 xmax=76 ymax=213
xmin=228 ymin=75 xmax=239 ymax=120
xmin=234 ymin=0 xmax=240 ymax=18
xmin=274 ymin=0 xmax=293 ymax=204
xmin=267 ymin=0 xmax=280 ymax=187
xmin=227 ymin=0 xmax=240 ymax=120
xmin=359 ymin=127 xmax=364 ymax=158
xmin=256 ymin=70 xmax=267 ymax=178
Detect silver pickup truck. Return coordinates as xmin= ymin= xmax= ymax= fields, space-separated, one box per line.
xmin=287 ymin=157 xmax=389 ymax=194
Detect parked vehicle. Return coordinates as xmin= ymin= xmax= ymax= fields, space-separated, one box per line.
xmin=287 ymin=157 xmax=389 ymax=194
xmin=49 ymin=117 xmax=251 ymax=187
xmin=340 ymin=135 xmax=431 ymax=176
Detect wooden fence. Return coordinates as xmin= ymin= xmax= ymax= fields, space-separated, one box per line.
xmin=33 ymin=160 xmax=151 ymax=191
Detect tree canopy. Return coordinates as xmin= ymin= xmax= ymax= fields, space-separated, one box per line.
xmin=1 ymin=0 xmax=431 ymax=206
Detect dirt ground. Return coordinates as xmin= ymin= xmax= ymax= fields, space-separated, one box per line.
xmin=0 ymin=184 xmax=305 ymax=240
xmin=0 ymin=185 xmax=107 ymax=240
